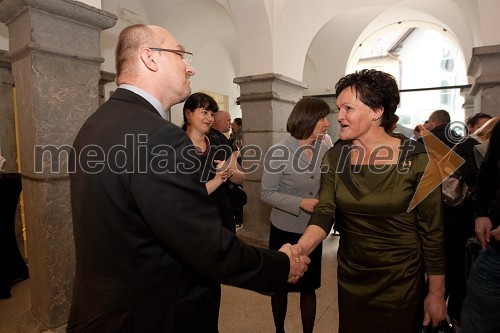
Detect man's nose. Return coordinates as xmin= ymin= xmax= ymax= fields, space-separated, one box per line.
xmin=187 ymin=64 xmax=195 ymax=76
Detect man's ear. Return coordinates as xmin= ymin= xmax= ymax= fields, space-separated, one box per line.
xmin=140 ymin=48 xmax=158 ymax=71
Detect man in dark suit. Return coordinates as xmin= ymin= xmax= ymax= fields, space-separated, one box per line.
xmin=67 ymin=24 xmax=309 ymax=333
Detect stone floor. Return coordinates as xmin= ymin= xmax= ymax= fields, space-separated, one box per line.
xmin=0 ymin=233 xmax=339 ymax=332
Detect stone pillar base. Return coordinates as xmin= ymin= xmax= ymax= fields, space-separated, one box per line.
xmin=17 ymin=310 xmax=66 ymax=333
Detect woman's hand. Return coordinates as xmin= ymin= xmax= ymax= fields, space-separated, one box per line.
xmin=205 ymin=160 xmax=230 ymax=195
xmin=491 ymin=225 xmax=500 ymax=241
xmin=300 ymin=198 xmax=318 ymax=213
xmin=214 ymin=159 xmax=230 ymax=183
xmin=423 ymin=275 xmax=446 ymax=327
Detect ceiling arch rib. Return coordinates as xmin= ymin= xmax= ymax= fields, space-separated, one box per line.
xmin=226 ymin=0 xmax=274 ymax=77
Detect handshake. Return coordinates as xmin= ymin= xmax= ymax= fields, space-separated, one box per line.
xmin=279 ymin=243 xmax=310 ymax=283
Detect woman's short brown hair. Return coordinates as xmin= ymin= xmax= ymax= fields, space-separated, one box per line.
xmin=287 ymin=97 xmax=330 ymax=140
xmin=335 ymin=69 xmax=400 ymax=130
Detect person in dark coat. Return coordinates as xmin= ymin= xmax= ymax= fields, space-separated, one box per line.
xmin=67 ymin=24 xmax=309 ymax=333
xmin=461 ymin=121 xmax=500 ymax=333
xmin=418 ymin=109 xmax=479 ymax=327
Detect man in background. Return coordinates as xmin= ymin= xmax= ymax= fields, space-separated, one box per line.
xmin=466 ymin=112 xmax=492 ymax=135
xmin=229 ymin=117 xmax=243 ymax=150
xmin=210 ymin=110 xmax=232 ymax=143
xmin=68 ymin=24 xmax=309 ymax=333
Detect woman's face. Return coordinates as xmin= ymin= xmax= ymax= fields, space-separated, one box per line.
xmin=309 ymin=116 xmax=330 ymax=140
xmin=336 ymin=86 xmax=380 ymax=141
xmin=186 ymin=107 xmax=215 ymax=134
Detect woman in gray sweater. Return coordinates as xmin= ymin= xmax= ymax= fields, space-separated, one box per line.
xmin=261 ymin=97 xmax=331 ymax=333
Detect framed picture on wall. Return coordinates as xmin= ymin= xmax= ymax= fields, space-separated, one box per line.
xmin=201 ymin=90 xmax=229 ymax=111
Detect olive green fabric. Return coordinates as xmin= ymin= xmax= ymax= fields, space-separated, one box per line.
xmin=309 ymin=137 xmax=445 ymax=332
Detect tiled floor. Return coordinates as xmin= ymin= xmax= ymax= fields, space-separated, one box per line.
xmin=0 ymin=278 xmax=30 ymax=333
xmin=219 ymin=233 xmax=339 ymax=332
xmin=0 ymin=234 xmax=339 ymax=332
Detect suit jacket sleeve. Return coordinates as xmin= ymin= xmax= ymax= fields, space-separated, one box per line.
xmin=129 ymin=124 xmax=289 ymax=291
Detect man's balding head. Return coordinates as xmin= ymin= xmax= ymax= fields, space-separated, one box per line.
xmin=427 ymin=109 xmax=450 ymax=131
xmin=115 ymin=24 xmax=165 ymax=80
xmin=114 ymin=24 xmax=195 ymax=110
xmin=213 ymin=111 xmax=231 ymax=133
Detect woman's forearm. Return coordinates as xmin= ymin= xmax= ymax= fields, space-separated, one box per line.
xmin=298 ymin=225 xmax=327 ymax=256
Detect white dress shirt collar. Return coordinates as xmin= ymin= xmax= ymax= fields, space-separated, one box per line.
xmin=118 ymin=84 xmax=167 ymax=120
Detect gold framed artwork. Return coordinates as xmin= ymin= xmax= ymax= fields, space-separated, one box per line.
xmin=201 ymin=90 xmax=229 ymax=111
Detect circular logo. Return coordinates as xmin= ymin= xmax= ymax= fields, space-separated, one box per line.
xmin=445 ymin=121 xmax=467 ymax=145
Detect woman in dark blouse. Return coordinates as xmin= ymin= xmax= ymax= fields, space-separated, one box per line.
xmin=295 ymin=69 xmax=446 ymax=332
xmin=182 ymin=92 xmax=244 ymax=233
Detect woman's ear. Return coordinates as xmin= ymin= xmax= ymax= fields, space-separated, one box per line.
xmin=372 ymin=107 xmax=384 ymax=122
xmin=184 ymin=109 xmax=191 ymax=123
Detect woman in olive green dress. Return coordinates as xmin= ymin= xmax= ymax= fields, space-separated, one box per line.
xmin=295 ymin=69 xmax=447 ymax=332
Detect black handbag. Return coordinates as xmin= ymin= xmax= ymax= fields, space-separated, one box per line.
xmin=437 ymin=144 xmax=474 ymax=207
xmin=419 ymin=316 xmax=456 ymax=333
xmin=441 ymin=174 xmax=472 ymax=207
xmin=227 ymin=182 xmax=247 ymax=207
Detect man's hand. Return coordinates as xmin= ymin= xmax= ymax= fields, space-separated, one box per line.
xmin=279 ymin=243 xmax=310 ymax=283
xmin=475 ymin=216 xmax=493 ymax=250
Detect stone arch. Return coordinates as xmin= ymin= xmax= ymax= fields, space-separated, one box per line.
xmin=300 ymin=0 xmax=480 ymax=96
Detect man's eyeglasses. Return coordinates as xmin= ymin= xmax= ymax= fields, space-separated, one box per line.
xmin=149 ymin=47 xmax=193 ymax=66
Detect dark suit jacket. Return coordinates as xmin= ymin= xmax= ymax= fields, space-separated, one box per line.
xmin=67 ymin=88 xmax=289 ymax=332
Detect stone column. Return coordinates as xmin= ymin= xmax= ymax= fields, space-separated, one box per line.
xmin=468 ymin=44 xmax=500 ymax=118
xmin=0 ymin=1 xmax=117 ymax=331
xmin=233 ymin=73 xmax=307 ymax=247
xmin=99 ymin=70 xmax=116 ymax=106
xmin=460 ymin=86 xmax=474 ymax=121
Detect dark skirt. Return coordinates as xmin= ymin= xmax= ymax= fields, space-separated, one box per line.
xmin=269 ymin=223 xmax=322 ymax=292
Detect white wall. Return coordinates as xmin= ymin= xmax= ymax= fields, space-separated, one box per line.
xmin=170 ymin=39 xmax=242 ymax=126
xmin=80 ymin=0 xmax=101 ymax=9
xmin=99 ymin=0 xmax=242 ymax=126
xmin=0 ymin=24 xmax=8 ymax=51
